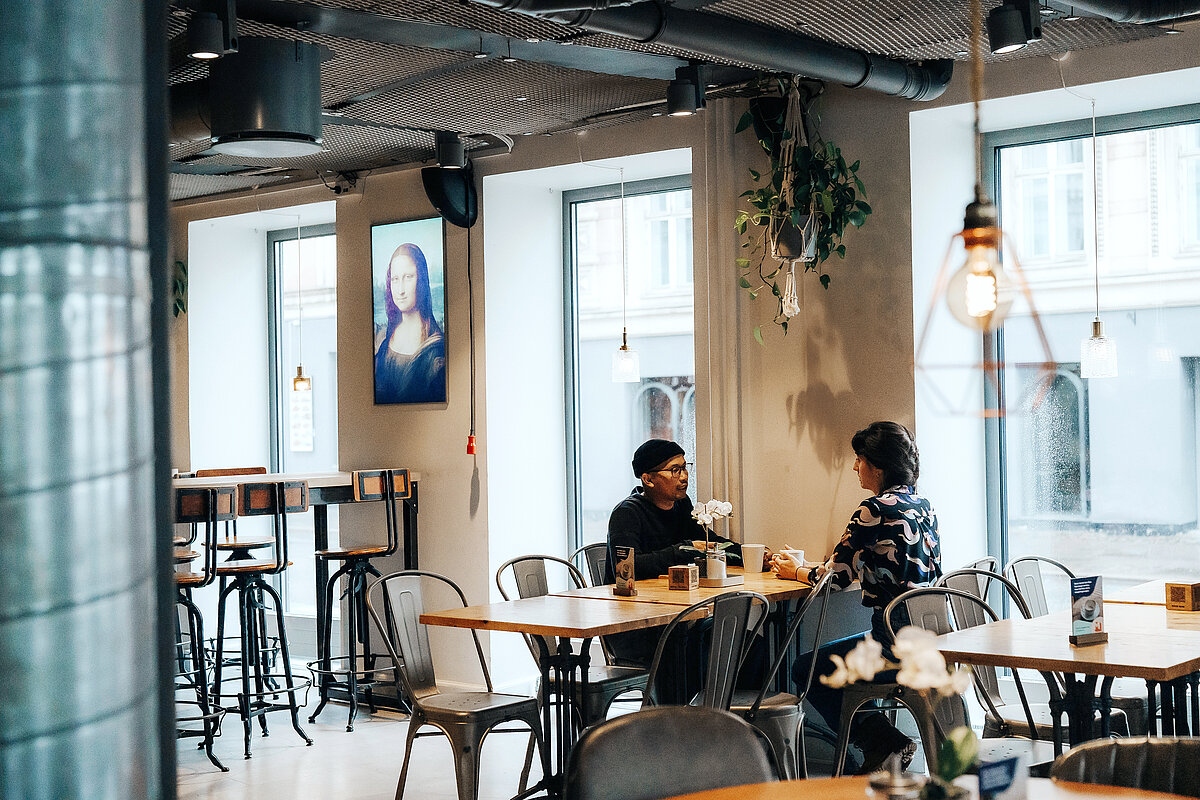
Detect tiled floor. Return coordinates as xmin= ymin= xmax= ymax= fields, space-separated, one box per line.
xmin=177 ymin=705 xmax=544 ymax=800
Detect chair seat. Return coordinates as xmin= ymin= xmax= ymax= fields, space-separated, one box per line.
xmin=729 ymin=689 xmax=802 ymax=718
xmin=420 ymin=691 xmax=540 ymax=719
xmin=215 ymin=558 xmax=277 ymax=574
xmin=315 ymin=545 xmax=390 ymax=559
xmin=215 ymin=536 xmax=274 ymax=550
xmin=978 ymin=737 xmax=1058 ymax=777
xmin=173 ymin=534 xmax=190 ymax=546
xmin=174 ymin=549 xmax=199 ymax=563
xmin=176 ymin=571 xmax=207 ymax=586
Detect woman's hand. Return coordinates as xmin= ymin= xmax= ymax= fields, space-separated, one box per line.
xmin=769 ymin=553 xmax=799 ymax=580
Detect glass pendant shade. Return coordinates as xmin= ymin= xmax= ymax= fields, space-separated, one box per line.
xmin=944 ymin=226 xmax=1015 ymax=331
xmin=612 ymin=344 xmax=640 ymax=383
xmin=1080 ymin=319 xmax=1117 ymax=378
xmin=293 ymin=364 xmax=312 ymax=391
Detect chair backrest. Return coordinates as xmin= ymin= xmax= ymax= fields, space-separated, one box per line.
xmin=350 ymin=468 xmax=409 ymax=557
xmin=570 ymin=542 xmax=609 ymax=587
xmin=366 ymin=570 xmax=493 ymax=701
xmin=1050 ymin=737 xmax=1200 ymax=799
xmin=748 ymin=570 xmax=835 ymax=717
xmin=882 ymin=587 xmax=988 ymax=734
xmin=565 ymin=706 xmax=776 ymax=800
xmin=1004 ymin=555 xmax=1075 ymax=618
xmin=642 ymin=591 xmax=769 ymax=711
xmin=496 ymin=554 xmax=587 ymax=660
xmin=174 ymin=485 xmax=237 ymax=587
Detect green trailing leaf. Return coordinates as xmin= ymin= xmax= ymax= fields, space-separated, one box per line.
xmin=935 ymin=727 xmax=979 ymax=783
xmin=753 ymin=326 xmax=764 ymax=346
xmin=836 ymin=245 xmax=846 ymax=258
xmin=819 ymin=274 xmax=831 ymax=289
xmin=848 ymin=210 xmax=867 ymax=227
xmin=171 ymin=259 xmax=188 ymax=317
xmin=735 ymin=111 xmax=754 ymax=133
xmin=736 ymin=259 xmax=751 ymax=270
xmin=737 ymin=276 xmax=752 ymax=288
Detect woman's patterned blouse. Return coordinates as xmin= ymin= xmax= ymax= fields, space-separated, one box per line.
xmin=823 ymin=485 xmax=942 ymax=609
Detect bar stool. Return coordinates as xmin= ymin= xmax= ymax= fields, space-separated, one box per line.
xmin=211 ymin=480 xmax=313 ymax=758
xmin=196 ymin=467 xmax=275 ymax=561
xmin=307 ymin=468 xmax=407 ymax=731
xmin=174 ymin=485 xmax=235 ymax=772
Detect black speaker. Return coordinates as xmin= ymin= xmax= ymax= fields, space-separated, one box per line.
xmin=421 ymin=164 xmax=478 ymax=228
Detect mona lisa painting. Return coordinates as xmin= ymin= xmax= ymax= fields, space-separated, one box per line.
xmin=370 ymin=217 xmax=447 ymax=404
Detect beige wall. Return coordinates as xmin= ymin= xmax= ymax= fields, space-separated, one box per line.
xmin=166 ymin=24 xmax=1200 ymax=680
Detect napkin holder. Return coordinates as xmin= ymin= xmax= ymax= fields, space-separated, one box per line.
xmin=1166 ymin=582 xmax=1200 ymax=611
xmin=668 ymin=564 xmax=699 ymax=590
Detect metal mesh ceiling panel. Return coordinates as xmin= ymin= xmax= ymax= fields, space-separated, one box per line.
xmin=342 ymin=59 xmax=665 ymax=136
xmin=170 ymin=172 xmax=296 ymax=201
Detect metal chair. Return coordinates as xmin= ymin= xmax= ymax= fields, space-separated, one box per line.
xmin=938 ymin=568 xmax=1064 ymax=744
xmin=881 ymin=587 xmax=1061 ymax=771
xmin=307 ymin=468 xmax=405 ymax=731
xmin=174 ymin=485 xmax=235 ymax=772
xmin=728 ymin=570 xmax=835 ymax=778
xmin=1004 ymin=554 xmax=1150 ymax=735
xmin=366 ymin=570 xmax=547 ymax=800
xmin=565 ymin=706 xmax=777 ymax=800
xmin=1050 ymin=737 xmax=1200 ymax=798
xmin=569 ymin=542 xmax=609 ymax=587
xmin=496 ymin=555 xmax=647 ymax=726
xmin=640 ymin=590 xmax=770 ymax=711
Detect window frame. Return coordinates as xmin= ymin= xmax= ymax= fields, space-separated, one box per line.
xmin=981 ymin=102 xmax=1200 ymax=569
xmin=561 ymin=174 xmax=693 ymax=553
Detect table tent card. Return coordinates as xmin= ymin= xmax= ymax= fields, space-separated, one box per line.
xmin=612 ymin=546 xmax=637 ymax=596
xmin=1069 ymin=575 xmax=1108 ymax=645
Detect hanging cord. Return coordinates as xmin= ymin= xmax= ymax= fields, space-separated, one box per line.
xmin=1053 ymin=56 xmax=1102 ymax=322
xmin=970 ymin=0 xmax=985 ymax=199
xmin=620 ymin=167 xmax=628 ymax=347
xmin=467 ymin=215 xmax=477 ymax=451
xmin=295 ymin=215 xmax=303 ymax=367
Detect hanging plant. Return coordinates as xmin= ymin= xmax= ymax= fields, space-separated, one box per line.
xmin=735 ymin=76 xmax=872 ymax=342
xmin=172 ymin=259 xmax=188 ymax=317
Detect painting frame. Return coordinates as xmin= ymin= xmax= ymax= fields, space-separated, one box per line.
xmin=370 ymin=217 xmax=447 ymax=405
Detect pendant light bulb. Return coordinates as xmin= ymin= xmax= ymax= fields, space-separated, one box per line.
xmin=1080 ymin=319 xmax=1117 ymax=378
xmin=612 ymin=328 xmax=640 ymax=383
xmin=945 ymin=202 xmax=1014 ymax=330
xmin=293 ymin=364 xmax=312 ymax=391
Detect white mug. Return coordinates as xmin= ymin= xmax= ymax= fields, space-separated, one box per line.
xmin=781 ymin=548 xmax=805 ymax=566
xmin=741 ymin=543 xmax=766 ymax=573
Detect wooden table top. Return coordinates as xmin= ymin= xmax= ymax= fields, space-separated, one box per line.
xmin=936 ymin=602 xmax=1200 ymax=681
xmin=1108 ymin=580 xmax=1169 ymax=606
xmin=420 ymin=594 xmax=686 ymax=638
xmin=173 ymin=470 xmax=422 ymax=488
xmin=664 ymin=777 xmax=1194 ymax=800
xmin=550 ymin=568 xmax=813 ymax=606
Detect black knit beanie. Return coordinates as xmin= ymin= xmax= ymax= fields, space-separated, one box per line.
xmin=632 ymin=439 xmax=685 ymax=478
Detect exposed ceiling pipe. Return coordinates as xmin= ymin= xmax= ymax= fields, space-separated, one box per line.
xmin=1050 ymin=0 xmax=1200 ymax=22
xmin=473 ymin=0 xmax=954 ymax=100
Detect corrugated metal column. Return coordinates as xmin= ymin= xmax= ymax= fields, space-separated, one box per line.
xmin=0 ymin=1 xmax=164 ymax=798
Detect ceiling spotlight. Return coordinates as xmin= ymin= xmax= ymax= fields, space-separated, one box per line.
xmin=1065 ymin=8 xmax=1082 ymax=20
xmin=435 ymin=131 xmax=467 ymax=169
xmin=515 ymin=95 xmax=528 ymax=101
xmin=666 ymin=63 xmax=706 ymax=117
xmin=987 ymin=0 xmax=1041 ymax=54
xmin=473 ymin=36 xmax=488 ymax=59
xmin=186 ymin=0 xmax=238 ymax=60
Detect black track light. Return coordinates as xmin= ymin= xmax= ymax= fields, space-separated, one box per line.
xmin=186 ymin=0 xmax=238 ymax=60
xmin=987 ymin=0 xmax=1041 ymax=54
xmin=666 ymin=63 xmax=706 ymax=117
xmin=436 ymin=131 xmax=467 ymax=169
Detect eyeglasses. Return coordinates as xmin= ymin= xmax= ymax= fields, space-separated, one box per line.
xmin=653 ymin=462 xmax=693 ymax=477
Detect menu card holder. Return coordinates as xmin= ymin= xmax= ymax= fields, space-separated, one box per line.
xmin=668 ymin=564 xmax=699 ymax=590
xmin=979 ymin=753 xmax=1029 ymax=800
xmin=1166 ymin=582 xmax=1200 ymax=611
xmin=613 ymin=546 xmax=637 ymax=596
xmin=1069 ymin=575 xmax=1108 ymax=646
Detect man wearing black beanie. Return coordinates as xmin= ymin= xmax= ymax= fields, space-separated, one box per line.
xmin=606 ymin=438 xmax=741 ymax=582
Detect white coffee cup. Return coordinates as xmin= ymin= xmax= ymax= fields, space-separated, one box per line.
xmin=781 ymin=548 xmax=805 ymax=566
xmin=741 ymin=543 xmax=766 ymax=573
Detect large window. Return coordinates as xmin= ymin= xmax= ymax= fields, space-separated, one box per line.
xmin=565 ymin=177 xmax=695 ymax=549
xmin=989 ymin=115 xmax=1200 ymax=600
xmin=268 ymin=223 xmax=338 ymax=617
